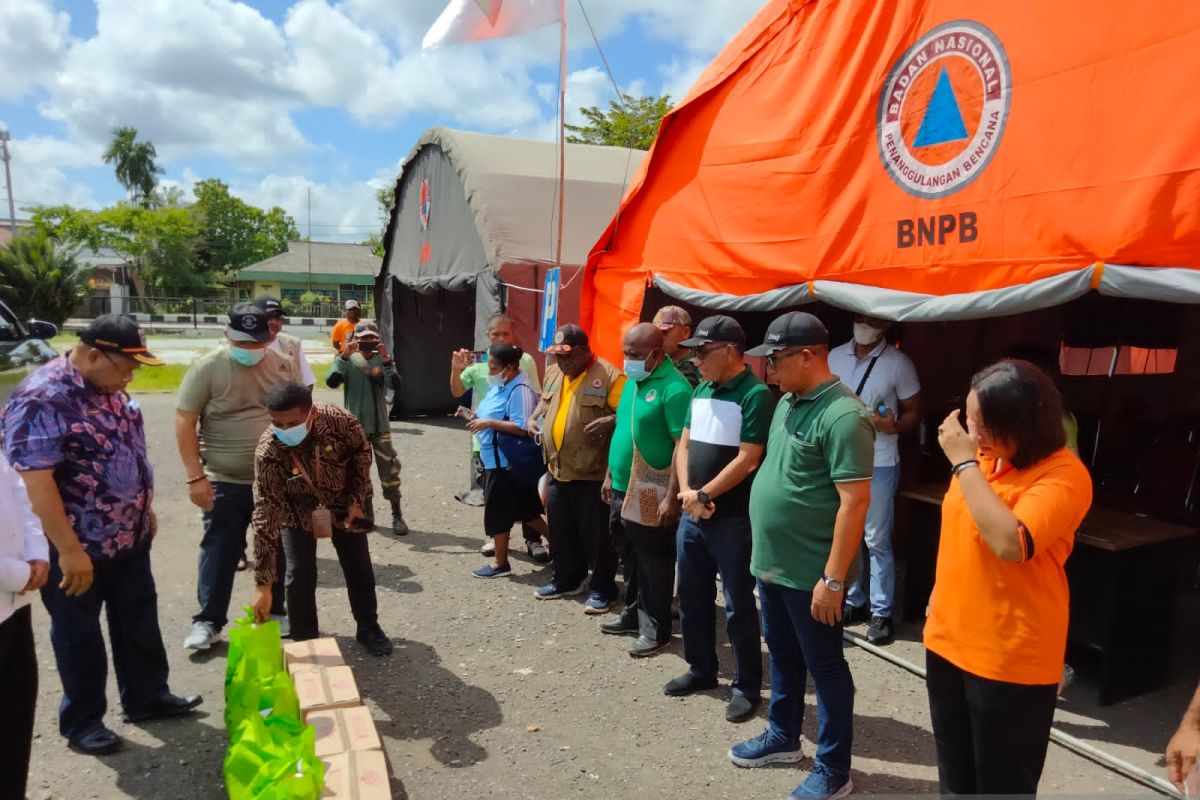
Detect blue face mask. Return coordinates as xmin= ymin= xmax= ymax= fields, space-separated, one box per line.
xmin=624 ymin=357 xmax=651 ymax=382
xmin=230 ymin=346 xmax=267 ymax=367
xmin=272 ymin=420 xmax=310 ymax=447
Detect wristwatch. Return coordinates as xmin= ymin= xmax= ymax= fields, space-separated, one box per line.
xmin=822 ymin=575 xmax=845 ymax=593
xmin=696 ymin=490 xmax=711 ymax=506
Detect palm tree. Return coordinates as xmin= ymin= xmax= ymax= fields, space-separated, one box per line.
xmin=102 ymin=127 xmax=163 ymax=208
xmin=0 ymin=232 xmax=89 ymax=326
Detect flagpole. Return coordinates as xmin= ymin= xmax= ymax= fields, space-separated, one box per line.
xmin=555 ymin=0 xmax=567 ymax=271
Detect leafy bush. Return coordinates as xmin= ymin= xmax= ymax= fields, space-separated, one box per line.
xmin=0 ymin=232 xmax=89 ymax=326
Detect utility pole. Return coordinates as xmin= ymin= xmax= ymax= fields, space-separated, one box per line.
xmin=0 ymin=129 xmax=16 ymax=236
xmin=306 ymin=184 xmax=312 ymax=293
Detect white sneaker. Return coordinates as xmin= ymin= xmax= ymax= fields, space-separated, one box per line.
xmin=480 ymin=540 xmax=496 ymax=557
xmin=184 ymin=621 xmax=217 ymax=650
xmin=271 ymin=614 xmax=291 ymax=639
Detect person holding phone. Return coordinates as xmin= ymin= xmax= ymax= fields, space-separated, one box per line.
xmin=828 ymin=314 xmax=921 ymax=646
xmin=249 ymin=382 xmax=393 ymax=657
xmin=925 ymin=360 xmax=1092 ymax=795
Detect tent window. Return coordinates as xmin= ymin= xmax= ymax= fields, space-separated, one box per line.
xmin=1060 ymin=344 xmax=1177 ymax=376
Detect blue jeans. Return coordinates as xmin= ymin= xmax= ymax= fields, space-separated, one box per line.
xmin=846 ymin=465 xmax=899 ymax=617
xmin=195 ymin=481 xmax=284 ymax=629
xmin=41 ymin=545 xmax=171 ymax=742
xmin=760 ymin=580 xmax=855 ymax=779
xmin=676 ymin=515 xmax=762 ymax=698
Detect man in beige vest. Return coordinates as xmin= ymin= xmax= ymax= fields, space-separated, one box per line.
xmin=529 ymin=325 xmax=625 ymax=613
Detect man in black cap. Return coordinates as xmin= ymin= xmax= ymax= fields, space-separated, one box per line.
xmin=728 ymin=312 xmax=873 ymax=800
xmin=176 ymin=303 xmax=299 ymax=651
xmin=528 ymin=324 xmax=625 ymax=611
xmin=255 ymin=295 xmax=315 ymax=390
xmin=3 ymin=316 xmax=202 ymax=756
xmin=665 ymin=314 xmax=771 ymax=723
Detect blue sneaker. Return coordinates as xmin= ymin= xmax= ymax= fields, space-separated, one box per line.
xmin=582 ymin=591 xmax=613 ymax=614
xmin=534 ymin=582 xmax=584 ymax=600
xmin=472 ymin=563 xmax=512 ymax=579
xmin=728 ymin=729 xmax=803 ymax=768
xmin=789 ymin=764 xmax=852 ymax=799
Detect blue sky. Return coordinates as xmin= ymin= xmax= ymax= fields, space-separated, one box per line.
xmin=0 ymin=0 xmax=765 ymax=240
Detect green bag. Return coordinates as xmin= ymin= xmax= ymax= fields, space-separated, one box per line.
xmin=224 ymin=713 xmax=324 ymax=800
xmin=226 ymin=607 xmax=283 ymax=688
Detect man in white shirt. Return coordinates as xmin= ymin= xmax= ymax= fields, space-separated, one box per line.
xmin=0 ymin=453 xmax=48 ymax=796
xmin=828 ymin=315 xmax=921 ymax=645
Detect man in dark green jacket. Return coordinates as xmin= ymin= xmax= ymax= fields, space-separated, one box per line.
xmin=326 ymin=321 xmax=407 ymax=535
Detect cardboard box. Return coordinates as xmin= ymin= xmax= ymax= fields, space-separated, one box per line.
xmin=309 ymin=705 xmax=382 ymax=758
xmin=321 ymin=750 xmax=391 ymax=800
xmin=294 ymin=665 xmax=360 ymax=718
xmin=283 ymin=637 xmax=345 ymax=676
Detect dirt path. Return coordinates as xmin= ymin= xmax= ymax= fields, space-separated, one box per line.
xmin=25 ymin=392 xmax=1164 ymax=799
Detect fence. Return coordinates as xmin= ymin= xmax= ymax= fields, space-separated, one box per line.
xmin=75 ymin=294 xmax=374 ymax=324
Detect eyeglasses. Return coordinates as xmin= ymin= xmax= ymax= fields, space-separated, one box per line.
xmin=101 ymin=350 xmax=137 ymax=375
xmin=766 ymin=349 xmax=806 ymax=369
xmin=692 ymin=343 xmax=727 ymax=361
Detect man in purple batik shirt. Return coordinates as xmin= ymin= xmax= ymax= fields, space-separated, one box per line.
xmin=2 ymin=315 xmax=201 ymax=757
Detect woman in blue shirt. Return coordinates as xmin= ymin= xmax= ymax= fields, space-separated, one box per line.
xmin=469 ymin=345 xmax=547 ymax=578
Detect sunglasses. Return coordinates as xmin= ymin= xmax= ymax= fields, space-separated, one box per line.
xmin=691 ymin=343 xmax=729 ymax=360
xmin=766 ymin=349 xmax=806 ymax=368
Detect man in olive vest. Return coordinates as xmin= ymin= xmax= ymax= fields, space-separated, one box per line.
xmin=529 ymin=325 xmax=626 ymax=613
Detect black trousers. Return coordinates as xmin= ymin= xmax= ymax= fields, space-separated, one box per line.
xmin=608 ymin=491 xmax=636 ymax=608
xmin=283 ymin=528 xmax=379 ymax=641
xmin=608 ymin=490 xmax=675 ymax=641
xmin=0 ymin=606 xmax=36 ymax=799
xmin=42 ymin=545 xmax=170 ymax=742
xmin=926 ymin=649 xmax=1058 ymax=796
xmin=546 ymin=479 xmax=617 ymax=596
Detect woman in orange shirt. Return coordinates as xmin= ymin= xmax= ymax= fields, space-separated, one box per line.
xmin=926 ymin=360 xmax=1093 ymax=795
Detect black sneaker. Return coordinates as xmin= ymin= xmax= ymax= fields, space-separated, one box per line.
xmin=843 ymin=603 xmax=870 ymax=626
xmin=725 ymin=694 xmax=760 ymax=722
xmin=663 ymin=672 xmax=718 ymax=697
xmin=356 ymin=624 xmax=394 ymax=656
xmin=866 ymin=615 xmax=894 ymax=645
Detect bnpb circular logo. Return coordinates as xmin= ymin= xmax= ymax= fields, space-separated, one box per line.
xmin=419 ymin=177 xmax=431 ymax=230
xmin=877 ymin=20 xmax=1011 ymax=199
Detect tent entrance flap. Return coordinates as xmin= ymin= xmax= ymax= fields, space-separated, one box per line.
xmin=390 ymin=284 xmax=476 ymax=417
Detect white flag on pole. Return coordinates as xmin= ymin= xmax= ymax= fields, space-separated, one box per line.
xmin=422 ymin=0 xmax=561 ymax=50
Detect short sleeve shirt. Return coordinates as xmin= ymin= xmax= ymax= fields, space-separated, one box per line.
xmin=750 ymin=379 xmax=875 ymax=590
xmin=177 ymin=344 xmax=300 ymax=484
xmin=476 ymin=374 xmax=537 ymax=470
xmin=2 ymin=355 xmax=154 ymax=560
xmin=608 ymin=359 xmax=693 ymax=493
xmin=683 ymin=368 xmax=772 ymax=519
xmin=923 ymin=449 xmax=1093 ymax=685
xmin=828 ymin=340 xmax=920 ymax=467
xmin=461 ymin=353 xmax=542 ymax=453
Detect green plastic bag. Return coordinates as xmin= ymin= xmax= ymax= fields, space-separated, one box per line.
xmin=226 ymin=607 xmax=283 ymax=689
xmin=226 ymin=668 xmax=302 ymax=734
xmin=224 ymin=713 xmax=324 ymax=800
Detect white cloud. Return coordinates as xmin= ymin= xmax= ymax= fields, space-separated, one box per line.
xmin=659 ymin=58 xmax=711 ymax=106
xmin=0 ymin=0 xmax=70 ymax=101
xmin=5 ymin=135 xmax=101 ymax=211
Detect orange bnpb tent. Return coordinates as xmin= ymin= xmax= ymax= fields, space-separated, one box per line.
xmin=581 ymin=0 xmax=1200 ymax=363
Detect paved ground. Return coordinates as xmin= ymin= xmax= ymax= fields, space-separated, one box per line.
xmin=24 ymin=392 xmax=1185 ymax=799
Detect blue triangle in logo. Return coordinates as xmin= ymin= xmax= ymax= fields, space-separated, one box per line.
xmin=913 ymin=67 xmax=969 ymax=148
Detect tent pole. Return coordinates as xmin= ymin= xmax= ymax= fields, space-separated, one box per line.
xmin=556 ymin=0 xmax=567 ymax=271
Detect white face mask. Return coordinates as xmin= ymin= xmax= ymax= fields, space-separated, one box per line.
xmin=853 ymin=322 xmax=883 ymax=347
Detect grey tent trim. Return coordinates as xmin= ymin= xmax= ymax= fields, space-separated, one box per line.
xmin=654 ymin=263 xmax=1200 ymax=322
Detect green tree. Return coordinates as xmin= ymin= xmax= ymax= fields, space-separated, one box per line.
xmin=565 ymin=94 xmax=671 ymax=150
xmin=364 ymin=185 xmax=394 ymax=258
xmin=191 ymin=179 xmax=298 ymax=273
xmin=102 ymin=127 xmax=164 ymax=208
xmin=0 ymin=232 xmax=89 ymax=326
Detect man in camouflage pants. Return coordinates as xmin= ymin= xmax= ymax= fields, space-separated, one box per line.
xmin=325 ymin=321 xmax=407 ymax=535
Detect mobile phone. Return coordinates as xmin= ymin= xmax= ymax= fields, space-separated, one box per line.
xmin=469 ymin=350 xmax=488 ymax=364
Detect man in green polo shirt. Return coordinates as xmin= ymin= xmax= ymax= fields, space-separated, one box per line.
xmin=450 ymin=314 xmax=544 ymax=559
xmin=729 ymin=312 xmax=873 ymax=800
xmin=599 ymin=323 xmax=692 ymax=656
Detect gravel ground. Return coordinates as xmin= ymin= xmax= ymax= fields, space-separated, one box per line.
xmin=23 ymin=391 xmax=1178 ymax=799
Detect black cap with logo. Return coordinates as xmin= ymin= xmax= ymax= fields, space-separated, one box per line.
xmin=253 ymin=295 xmax=286 ymax=319
xmin=678 ymin=315 xmax=746 ymax=349
xmin=546 ymin=323 xmax=590 ymax=354
xmin=79 ymin=314 xmax=164 ymax=366
xmin=746 ymin=312 xmax=829 ymax=357
xmin=227 ymin=302 xmax=272 ymax=343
